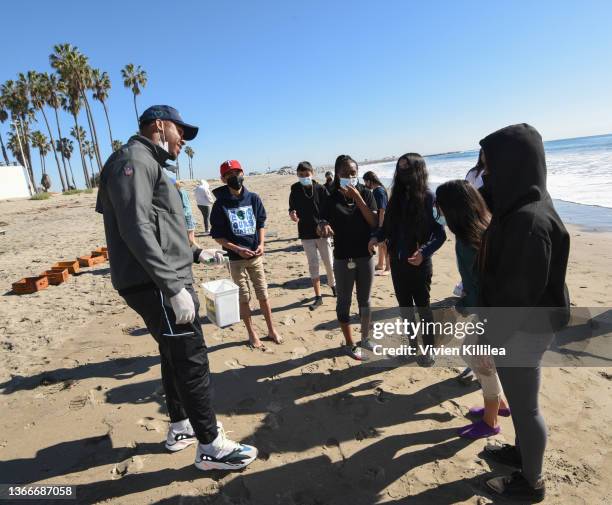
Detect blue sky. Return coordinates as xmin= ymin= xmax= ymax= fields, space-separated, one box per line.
xmin=1 ymin=0 xmax=612 ymax=187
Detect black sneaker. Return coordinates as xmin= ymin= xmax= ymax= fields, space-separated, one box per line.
xmin=417 ymin=354 xmax=435 ymax=367
xmin=309 ymin=296 xmax=323 ymax=311
xmin=457 ymin=367 xmax=476 ymax=386
xmin=484 ymin=443 xmax=522 ymax=467
xmin=486 ymin=471 xmax=545 ymax=503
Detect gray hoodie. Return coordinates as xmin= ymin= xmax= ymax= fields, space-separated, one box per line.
xmin=96 ymin=135 xmax=199 ymax=297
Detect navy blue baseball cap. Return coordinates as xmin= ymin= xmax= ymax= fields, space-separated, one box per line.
xmin=138 ymin=105 xmax=199 ymax=141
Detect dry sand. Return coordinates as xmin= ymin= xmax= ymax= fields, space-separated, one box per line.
xmin=0 ymin=174 xmax=611 ymax=504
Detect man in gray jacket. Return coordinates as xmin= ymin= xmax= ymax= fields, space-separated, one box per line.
xmin=96 ymin=105 xmax=257 ymax=471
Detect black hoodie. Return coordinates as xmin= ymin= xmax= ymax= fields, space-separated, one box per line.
xmin=478 ymin=124 xmax=570 ymax=323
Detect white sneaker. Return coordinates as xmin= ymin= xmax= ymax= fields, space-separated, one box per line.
xmin=195 ymin=422 xmax=258 ymax=471
xmin=165 ymin=419 xmax=197 ymax=452
xmin=361 ymin=338 xmax=375 ymax=351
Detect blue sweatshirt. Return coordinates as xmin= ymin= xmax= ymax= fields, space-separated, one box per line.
xmin=210 ymin=185 xmax=266 ymax=261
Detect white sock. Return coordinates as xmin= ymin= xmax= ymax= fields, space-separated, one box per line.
xmin=202 ymin=430 xmax=224 ymax=449
xmin=171 ymin=418 xmax=191 ymax=433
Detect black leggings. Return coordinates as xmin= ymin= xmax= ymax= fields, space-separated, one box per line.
xmin=390 ymin=255 xmax=434 ymax=347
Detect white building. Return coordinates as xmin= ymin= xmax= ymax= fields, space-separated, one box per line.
xmin=0 ymin=163 xmax=32 ymax=200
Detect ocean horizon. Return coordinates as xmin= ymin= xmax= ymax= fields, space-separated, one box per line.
xmin=365 ymin=133 xmax=612 ymax=231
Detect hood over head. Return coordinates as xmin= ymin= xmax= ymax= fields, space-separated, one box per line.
xmin=479 ymin=123 xmax=548 ymax=216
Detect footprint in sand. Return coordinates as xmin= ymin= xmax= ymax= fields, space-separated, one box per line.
xmin=137 ymin=417 xmax=166 ymax=433
xmin=111 ymin=455 xmax=145 ymax=479
xmin=355 ymin=426 xmax=382 ymax=441
xmin=291 ymin=346 xmax=308 ymax=360
xmin=69 ymin=390 xmax=99 ymax=410
xmin=224 ymin=358 xmax=246 ymax=370
xmin=301 ymin=363 xmax=319 ymax=374
xmin=439 ymin=399 xmax=465 ymax=418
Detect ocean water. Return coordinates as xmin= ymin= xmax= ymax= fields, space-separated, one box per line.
xmin=367 ymin=133 xmax=612 ymax=230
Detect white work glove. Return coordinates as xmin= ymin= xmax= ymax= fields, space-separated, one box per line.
xmin=170 ymin=288 xmax=196 ymax=325
xmin=198 ymin=249 xmax=227 ymax=265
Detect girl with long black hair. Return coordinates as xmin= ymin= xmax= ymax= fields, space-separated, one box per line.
xmin=368 ymin=153 xmax=446 ymax=366
xmin=435 ymin=180 xmax=509 ymax=439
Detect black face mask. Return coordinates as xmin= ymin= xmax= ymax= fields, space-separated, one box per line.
xmin=227 ymin=175 xmax=244 ymax=191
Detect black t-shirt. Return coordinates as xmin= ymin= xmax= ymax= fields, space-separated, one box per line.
xmin=320 ymin=184 xmax=378 ymax=259
xmin=288 ymin=181 xmax=328 ymax=239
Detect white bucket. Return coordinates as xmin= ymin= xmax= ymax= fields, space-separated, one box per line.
xmin=201 ymin=279 xmax=240 ymax=327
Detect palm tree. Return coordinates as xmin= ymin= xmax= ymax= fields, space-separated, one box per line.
xmin=91 ymin=68 xmax=113 ymax=146
xmin=1 ymin=79 xmax=35 ymax=189
xmin=121 ymin=63 xmax=147 ymax=125
xmin=57 ymin=137 xmax=76 ymax=188
xmin=50 ymin=44 xmax=103 ymax=172
xmin=44 ymin=74 xmax=71 ymax=187
xmin=31 ymin=130 xmax=50 ymax=176
xmin=27 ymin=71 xmax=67 ymax=191
xmin=60 ymin=85 xmax=90 ymax=188
xmin=184 ymin=146 xmax=194 ymax=179
xmin=112 ymin=139 xmax=123 ymax=152
xmin=82 ymin=138 xmax=97 ymax=186
xmin=7 ymin=131 xmax=26 ymax=166
xmin=0 ymin=104 xmax=10 ymax=164
xmin=69 ymin=123 xmax=91 ymax=188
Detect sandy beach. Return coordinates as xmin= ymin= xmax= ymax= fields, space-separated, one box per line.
xmin=1 ymin=174 xmax=611 ymax=504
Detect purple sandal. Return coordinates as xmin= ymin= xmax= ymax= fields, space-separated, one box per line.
xmin=468 ymin=406 xmax=511 ymax=417
xmin=457 ymin=420 xmax=501 ymax=439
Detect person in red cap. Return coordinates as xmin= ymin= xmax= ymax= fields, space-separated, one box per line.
xmin=210 ymin=160 xmax=283 ymax=348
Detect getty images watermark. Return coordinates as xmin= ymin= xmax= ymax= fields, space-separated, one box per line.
xmin=370 ymin=317 xmax=502 ymax=358
xmin=362 ymin=307 xmax=612 ymax=367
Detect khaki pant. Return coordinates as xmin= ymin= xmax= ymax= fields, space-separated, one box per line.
xmin=302 ymin=238 xmax=335 ymax=286
xmin=229 ymin=255 xmax=269 ymax=303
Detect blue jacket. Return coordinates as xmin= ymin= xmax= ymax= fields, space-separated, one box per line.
xmin=178 ymin=188 xmax=196 ymax=230
xmin=210 ymin=185 xmax=266 ymax=261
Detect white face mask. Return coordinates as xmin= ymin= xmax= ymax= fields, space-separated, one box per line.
xmin=157 ymin=123 xmax=170 ymax=153
xmin=298 ymin=176 xmax=312 ymax=186
xmin=339 ymin=177 xmax=358 ymax=188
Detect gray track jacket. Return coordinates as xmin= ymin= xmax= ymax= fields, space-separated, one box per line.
xmin=96 ymin=135 xmax=198 ymax=297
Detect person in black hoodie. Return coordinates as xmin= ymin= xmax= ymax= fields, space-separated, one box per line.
xmin=478 ymin=124 xmax=570 ymax=503
xmin=210 ymin=160 xmax=283 ymax=348
xmin=288 ymin=161 xmax=336 ymax=310
xmin=368 ymin=153 xmax=446 ymax=367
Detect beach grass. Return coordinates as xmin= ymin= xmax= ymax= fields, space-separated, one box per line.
xmin=30 ymin=192 xmax=51 ymax=200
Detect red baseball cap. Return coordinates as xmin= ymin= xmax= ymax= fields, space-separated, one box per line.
xmin=220 ymin=160 xmax=242 ymax=177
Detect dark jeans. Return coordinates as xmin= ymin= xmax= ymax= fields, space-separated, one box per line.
xmin=121 ymin=284 xmax=218 ymax=444
xmin=390 ymin=255 xmax=435 ymax=347
xmin=198 ymin=205 xmax=211 ymax=232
